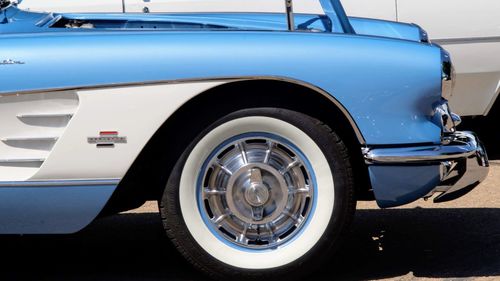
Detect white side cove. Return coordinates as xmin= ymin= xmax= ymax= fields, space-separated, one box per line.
xmin=0 ymin=81 xmax=225 ymax=234
xmin=25 ymin=81 xmax=225 ymax=181
xmin=0 ymin=91 xmax=78 ymax=181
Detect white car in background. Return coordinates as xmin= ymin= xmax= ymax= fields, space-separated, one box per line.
xmin=344 ymin=0 xmax=500 ymax=118
xmin=17 ymin=0 xmax=500 ymax=118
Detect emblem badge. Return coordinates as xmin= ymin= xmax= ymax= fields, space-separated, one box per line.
xmin=88 ymin=131 xmax=127 ymax=148
xmin=0 ymin=59 xmax=25 ymax=65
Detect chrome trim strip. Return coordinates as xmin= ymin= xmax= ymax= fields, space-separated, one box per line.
xmin=365 ymin=148 xmax=475 ymax=164
xmin=17 ymin=112 xmax=74 ymax=118
xmin=2 ymin=136 xmax=59 ymax=142
xmin=434 ymin=36 xmax=500 ymax=45
xmin=0 ymin=77 xmax=253 ymax=96
xmin=363 ymin=131 xmax=482 ymax=164
xmin=0 ymin=158 xmax=45 ymax=163
xmin=0 ymin=76 xmax=366 ymax=144
xmin=0 ymin=179 xmax=120 ymax=187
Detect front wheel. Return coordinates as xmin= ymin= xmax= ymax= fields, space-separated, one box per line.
xmin=160 ymin=108 xmax=355 ymax=280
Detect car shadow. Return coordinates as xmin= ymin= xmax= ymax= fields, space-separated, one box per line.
xmin=1 ymin=208 xmax=498 ymax=280
xmin=317 ymin=207 xmax=500 ymax=280
xmin=460 ymin=116 xmax=500 ymax=160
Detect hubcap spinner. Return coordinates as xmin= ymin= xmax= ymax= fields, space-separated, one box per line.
xmin=226 ymin=163 xmax=288 ymax=224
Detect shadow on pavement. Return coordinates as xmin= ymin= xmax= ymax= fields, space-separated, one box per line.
xmin=1 ymin=208 xmax=499 ymax=280
xmin=318 ymin=208 xmax=500 ymax=280
xmin=460 ymin=115 xmax=500 ymax=160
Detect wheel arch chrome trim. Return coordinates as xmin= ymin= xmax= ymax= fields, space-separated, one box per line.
xmin=1 ymin=76 xmax=366 ymax=145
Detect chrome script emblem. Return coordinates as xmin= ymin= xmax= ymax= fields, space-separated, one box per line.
xmin=0 ymin=59 xmax=25 ymax=65
xmin=88 ymin=131 xmax=127 ymax=148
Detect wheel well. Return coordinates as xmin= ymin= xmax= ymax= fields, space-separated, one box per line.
xmin=100 ymin=79 xmax=371 ymax=215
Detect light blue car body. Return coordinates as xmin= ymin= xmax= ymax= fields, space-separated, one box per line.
xmin=0 ymin=0 xmax=483 ymax=234
xmin=0 ymin=6 xmax=442 ymax=145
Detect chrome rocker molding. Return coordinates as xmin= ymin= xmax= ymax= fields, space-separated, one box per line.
xmin=0 ymin=75 xmax=366 ymax=144
xmin=364 ymin=131 xmax=489 ymax=207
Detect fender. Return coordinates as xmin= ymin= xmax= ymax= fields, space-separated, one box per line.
xmin=0 ymin=31 xmax=443 ymax=146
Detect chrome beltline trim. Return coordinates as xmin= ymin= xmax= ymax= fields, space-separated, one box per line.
xmin=433 ymin=36 xmax=500 ymax=45
xmin=0 ymin=179 xmax=120 ymax=187
xmin=0 ymin=75 xmax=366 ymax=144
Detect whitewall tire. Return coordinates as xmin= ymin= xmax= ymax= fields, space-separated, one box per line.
xmin=160 ymin=108 xmax=355 ymax=280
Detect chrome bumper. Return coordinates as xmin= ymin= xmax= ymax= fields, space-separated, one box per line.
xmin=364 ymin=131 xmax=489 ymax=207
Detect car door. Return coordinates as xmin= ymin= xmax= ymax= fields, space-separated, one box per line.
xmin=18 ymin=0 xmax=124 ymax=13
xmin=397 ymin=0 xmax=500 ymax=116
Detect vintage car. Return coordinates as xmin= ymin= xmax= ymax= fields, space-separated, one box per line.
xmin=0 ymin=0 xmax=489 ymax=280
xmin=19 ymin=0 xmax=500 ymax=119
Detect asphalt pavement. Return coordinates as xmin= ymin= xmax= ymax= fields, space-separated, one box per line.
xmin=1 ymin=164 xmax=499 ymax=281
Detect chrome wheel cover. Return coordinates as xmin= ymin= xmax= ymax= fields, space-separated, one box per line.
xmin=197 ymin=133 xmax=315 ymax=250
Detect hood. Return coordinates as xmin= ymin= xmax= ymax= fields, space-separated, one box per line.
xmin=1 ymin=4 xmax=429 ymax=45
xmin=0 ymin=5 xmax=337 ymax=34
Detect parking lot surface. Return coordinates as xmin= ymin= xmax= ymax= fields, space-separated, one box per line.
xmin=1 ymin=163 xmax=499 ymax=281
